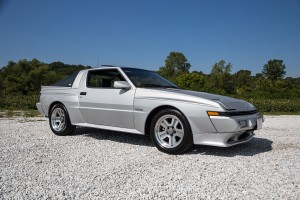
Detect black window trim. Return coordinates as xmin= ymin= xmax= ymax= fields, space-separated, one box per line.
xmin=51 ymin=71 xmax=80 ymax=87
xmin=121 ymin=67 xmax=178 ymax=89
xmin=86 ymin=68 xmax=127 ymax=89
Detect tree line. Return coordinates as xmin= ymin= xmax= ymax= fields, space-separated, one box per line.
xmin=158 ymin=52 xmax=300 ymax=99
xmin=0 ymin=59 xmax=90 ymax=95
xmin=0 ymin=53 xmax=299 ymax=112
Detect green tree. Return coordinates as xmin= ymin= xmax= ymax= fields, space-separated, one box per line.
xmin=255 ymin=73 xmax=263 ymax=78
xmin=0 ymin=70 xmax=3 ymax=91
xmin=254 ymin=77 xmax=273 ymax=92
xmin=233 ymin=70 xmax=254 ymax=95
xmin=262 ymin=59 xmax=286 ymax=81
xmin=1 ymin=59 xmax=48 ymax=94
xmin=0 ymin=59 xmax=89 ymax=95
xmin=234 ymin=70 xmax=251 ymax=87
xmin=211 ymin=60 xmax=232 ymax=75
xmin=174 ymin=72 xmax=206 ymax=91
xmin=158 ymin=52 xmax=191 ymax=79
xmin=209 ymin=60 xmax=234 ymax=94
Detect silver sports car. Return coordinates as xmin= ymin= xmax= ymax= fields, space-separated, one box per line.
xmin=36 ymin=66 xmax=263 ymax=154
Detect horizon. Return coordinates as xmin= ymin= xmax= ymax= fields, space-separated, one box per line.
xmin=0 ymin=0 xmax=299 ymax=77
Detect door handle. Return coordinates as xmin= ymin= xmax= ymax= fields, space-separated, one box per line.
xmin=80 ymin=92 xmax=87 ymax=95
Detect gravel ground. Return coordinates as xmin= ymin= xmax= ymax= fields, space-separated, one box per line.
xmin=0 ymin=115 xmax=300 ymax=199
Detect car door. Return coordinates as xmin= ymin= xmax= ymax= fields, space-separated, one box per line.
xmin=78 ymin=68 xmax=135 ymax=129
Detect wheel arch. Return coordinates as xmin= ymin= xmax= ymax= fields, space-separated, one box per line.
xmin=144 ymin=105 xmax=190 ymax=136
xmin=48 ymin=101 xmax=76 ymax=136
xmin=48 ymin=101 xmax=65 ymax=117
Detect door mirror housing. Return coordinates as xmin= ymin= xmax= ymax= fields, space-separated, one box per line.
xmin=113 ymin=81 xmax=131 ymax=89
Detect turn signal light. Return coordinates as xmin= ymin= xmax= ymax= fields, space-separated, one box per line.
xmin=207 ymin=111 xmax=220 ymax=116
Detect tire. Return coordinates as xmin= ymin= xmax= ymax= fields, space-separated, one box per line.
xmin=49 ymin=104 xmax=75 ymax=136
xmin=150 ymin=109 xmax=193 ymax=154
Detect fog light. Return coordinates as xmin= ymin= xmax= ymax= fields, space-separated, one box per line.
xmin=239 ymin=120 xmax=248 ymax=127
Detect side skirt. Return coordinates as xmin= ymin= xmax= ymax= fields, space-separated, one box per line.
xmin=74 ymin=123 xmax=144 ymax=135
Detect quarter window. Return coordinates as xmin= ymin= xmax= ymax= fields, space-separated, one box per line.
xmin=52 ymin=72 xmax=79 ymax=87
xmin=87 ymin=69 xmax=125 ymax=88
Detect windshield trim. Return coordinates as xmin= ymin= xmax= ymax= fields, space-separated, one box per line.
xmin=121 ymin=67 xmax=179 ymax=89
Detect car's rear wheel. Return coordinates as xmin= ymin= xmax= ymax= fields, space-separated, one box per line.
xmin=150 ymin=109 xmax=193 ymax=154
xmin=49 ymin=104 xmax=75 ymax=136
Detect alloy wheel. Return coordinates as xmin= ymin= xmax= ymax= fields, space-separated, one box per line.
xmin=154 ymin=114 xmax=184 ymax=148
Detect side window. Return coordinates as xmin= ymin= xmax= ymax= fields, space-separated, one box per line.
xmin=87 ymin=69 xmax=125 ymax=88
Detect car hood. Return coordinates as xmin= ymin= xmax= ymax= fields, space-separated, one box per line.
xmin=135 ymin=88 xmax=256 ymax=111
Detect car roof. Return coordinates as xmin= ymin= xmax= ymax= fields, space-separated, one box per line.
xmin=85 ymin=65 xmax=152 ymax=72
xmin=101 ymin=64 xmax=125 ymax=68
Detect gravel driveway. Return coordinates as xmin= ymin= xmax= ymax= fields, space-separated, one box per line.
xmin=1 ymin=115 xmax=299 ymax=199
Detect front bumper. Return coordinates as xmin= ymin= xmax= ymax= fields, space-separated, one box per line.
xmin=193 ymin=113 xmax=263 ymax=147
xmin=193 ymin=130 xmax=255 ymax=147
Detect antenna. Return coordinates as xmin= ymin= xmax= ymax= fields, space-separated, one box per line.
xmin=96 ymin=56 xmax=100 ymax=68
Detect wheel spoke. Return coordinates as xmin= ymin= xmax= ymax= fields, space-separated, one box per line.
xmin=171 ymin=118 xmax=178 ymax=127
xmin=174 ymin=130 xmax=184 ymax=138
xmin=175 ymin=126 xmax=184 ymax=133
xmin=159 ymin=132 xmax=168 ymax=140
xmin=58 ymin=122 xmax=65 ymax=130
xmin=56 ymin=110 xmax=60 ymax=117
xmin=168 ymin=135 xmax=173 ymax=146
xmin=171 ymin=135 xmax=177 ymax=146
xmin=166 ymin=119 xmax=172 ymax=126
xmin=174 ymin=120 xmax=179 ymax=128
xmin=160 ymin=120 xmax=168 ymax=129
xmin=59 ymin=109 xmax=64 ymax=117
xmin=158 ymin=130 xmax=166 ymax=135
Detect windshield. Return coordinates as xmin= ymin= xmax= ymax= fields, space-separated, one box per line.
xmin=122 ymin=68 xmax=178 ymax=88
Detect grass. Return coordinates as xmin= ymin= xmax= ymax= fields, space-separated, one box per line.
xmin=24 ymin=109 xmax=41 ymax=117
xmin=0 ymin=109 xmax=42 ymax=118
xmin=262 ymin=112 xmax=300 ymax=115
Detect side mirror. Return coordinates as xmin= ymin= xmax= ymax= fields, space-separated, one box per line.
xmin=113 ymin=81 xmax=131 ymax=89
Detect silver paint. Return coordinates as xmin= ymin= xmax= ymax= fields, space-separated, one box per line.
xmin=36 ymin=66 xmax=263 ymax=147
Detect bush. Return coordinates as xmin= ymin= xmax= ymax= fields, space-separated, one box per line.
xmin=0 ymin=94 xmax=38 ymax=110
xmin=246 ymin=98 xmax=300 ymax=113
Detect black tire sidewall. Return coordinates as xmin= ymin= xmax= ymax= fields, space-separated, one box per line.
xmin=150 ymin=109 xmax=193 ymax=154
xmin=49 ymin=104 xmax=75 ymax=136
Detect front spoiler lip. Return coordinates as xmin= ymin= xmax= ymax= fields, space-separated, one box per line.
xmin=193 ymin=130 xmax=255 ymax=147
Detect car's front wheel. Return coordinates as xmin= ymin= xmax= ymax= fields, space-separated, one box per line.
xmin=150 ymin=109 xmax=193 ymax=154
xmin=49 ymin=104 xmax=75 ymax=136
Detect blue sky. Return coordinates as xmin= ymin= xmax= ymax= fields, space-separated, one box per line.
xmin=0 ymin=0 xmax=299 ymax=77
